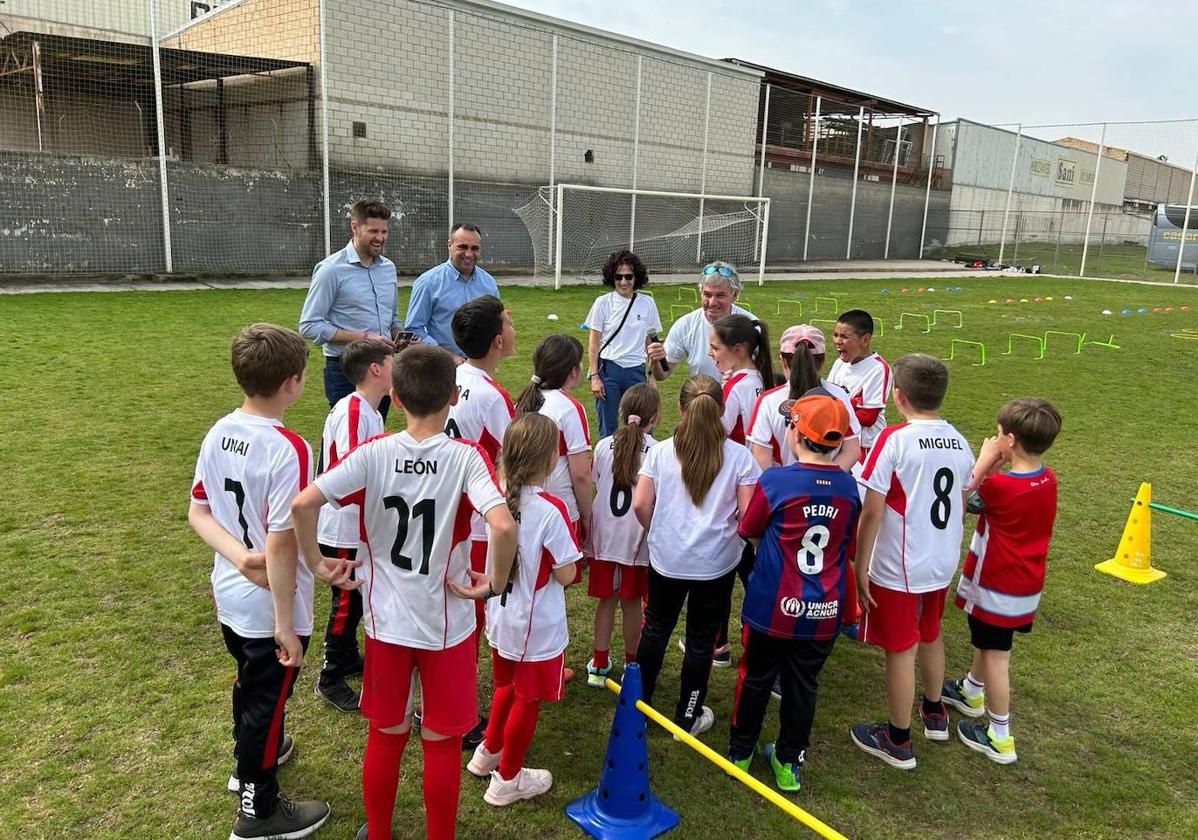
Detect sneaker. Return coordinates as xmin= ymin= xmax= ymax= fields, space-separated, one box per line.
xmin=942 ymin=679 xmax=985 ymax=718
xmin=711 ymin=645 xmax=732 ymax=668
xmin=770 ymin=676 xmax=782 ymax=701
xmin=229 ymin=795 xmax=330 ymax=840
xmin=762 ymin=743 xmax=802 ymax=792
xmin=343 ymin=656 xmax=365 ymax=678
xmin=728 ymin=751 xmax=752 ymax=772
xmin=314 ymin=678 xmax=360 ymax=713
xmin=674 ymin=705 xmax=714 ymax=741
xmin=227 ymin=735 xmax=294 ymax=793
xmin=467 ymin=741 xmax=501 ymax=777
xmin=462 ymin=716 xmax=488 ymax=752
xmin=957 ymin=721 xmax=1018 ymax=764
xmin=839 ymin=622 xmax=860 ymax=641
xmin=919 ymin=700 xmax=950 ymax=742
xmin=850 ymin=722 xmax=916 ymax=770
xmin=586 ymin=658 xmax=612 ymax=688
xmin=483 ymin=767 xmax=553 ymax=806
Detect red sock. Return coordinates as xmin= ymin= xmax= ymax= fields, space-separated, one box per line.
xmin=422 ymin=736 xmax=463 ymax=840
xmin=497 ymin=696 xmax=541 ymax=781
xmin=592 ymin=648 xmax=610 ymax=670
xmin=625 ymin=651 xmax=637 ymax=665
xmin=483 ymin=685 xmax=514 ymax=754
xmin=362 ymin=726 xmax=409 ymax=840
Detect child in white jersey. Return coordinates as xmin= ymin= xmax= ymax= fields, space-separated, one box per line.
xmin=466 ymin=413 xmax=582 ymax=805
xmin=585 ymin=384 xmax=660 ymax=687
xmin=827 ymin=309 xmax=892 ymax=483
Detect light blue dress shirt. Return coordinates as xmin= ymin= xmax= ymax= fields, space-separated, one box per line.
xmin=298 ymin=241 xmax=401 ymax=358
xmin=403 ymin=260 xmax=499 ymax=357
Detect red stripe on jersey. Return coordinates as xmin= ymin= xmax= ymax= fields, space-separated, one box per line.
xmin=337 ymin=487 xmax=367 ymax=514
xmin=722 ymin=371 xmax=748 ymax=401
xmin=557 ymin=430 xmax=568 ymax=457
xmin=446 ymin=491 xmax=476 ymax=646
xmin=447 ymin=436 xmax=503 ymax=492
xmin=747 ymin=384 xmax=784 ymax=437
xmin=730 ymin=414 xmax=746 ymax=444
xmin=878 ymin=356 xmax=891 ymax=403
xmin=348 ymin=394 xmax=362 ymax=449
xmin=885 ymin=471 xmax=907 ymax=516
xmin=537 ymin=490 xmax=580 ymax=550
xmin=330 ymin=547 xmax=353 ymax=635
xmin=860 ymin=422 xmax=907 ymax=480
xmin=490 ymin=378 xmax=516 ymax=418
xmin=479 ymin=427 xmax=501 ymax=464
xmin=262 ymin=665 xmax=297 ymax=770
xmin=855 ymin=406 xmax=882 ymax=428
xmin=273 ymin=426 xmax=310 ymax=491
xmin=191 ymin=480 xmax=207 ymax=501
xmin=566 ymin=394 xmax=592 ymax=446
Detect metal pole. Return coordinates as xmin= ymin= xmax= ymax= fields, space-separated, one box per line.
xmin=997 ymin=124 xmax=1022 ymax=265
xmin=1053 ymin=205 xmax=1064 ymax=273
xmin=630 ymin=55 xmax=642 ymax=249
xmin=883 ymin=118 xmax=904 ymax=259
xmin=554 ymin=182 xmax=565 ymax=290
xmin=318 ymin=0 xmax=330 ymax=254
xmin=1078 ymin=122 xmax=1106 ymax=277
xmin=802 ymin=96 xmax=821 ymax=261
xmin=149 ymin=0 xmax=173 ymax=272
xmin=31 ymin=40 xmax=45 ymax=152
xmin=753 ymin=84 xmax=771 ymax=262
xmin=846 ymin=105 xmax=864 ymax=259
xmin=696 ymin=72 xmax=711 ymax=263
xmin=757 ymin=199 xmax=770 ymax=286
xmin=1173 ymin=143 xmax=1198 ymax=284
xmin=447 ymin=10 xmax=455 ymax=232
xmin=547 ymin=34 xmax=557 ymax=268
xmin=918 ymin=116 xmax=938 ymax=259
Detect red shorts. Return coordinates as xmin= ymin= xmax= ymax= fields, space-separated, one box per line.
xmin=361 ymin=635 xmax=478 ymax=735
xmin=861 ymin=583 xmax=948 ymax=653
xmin=587 ymin=559 xmax=649 ymax=600
xmin=491 ymin=649 xmax=566 ymax=702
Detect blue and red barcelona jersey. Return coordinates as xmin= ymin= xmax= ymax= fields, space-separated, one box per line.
xmin=738 ymin=462 xmax=862 ymax=640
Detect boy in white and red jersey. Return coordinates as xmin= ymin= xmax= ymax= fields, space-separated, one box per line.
xmin=314 ymin=339 xmax=392 ymax=714
xmin=291 ymin=345 xmax=518 ymax=840
xmin=188 ymin=324 xmax=357 ymax=840
xmin=944 ymin=398 xmax=1061 ymax=765
xmin=828 ymin=309 xmax=892 ymax=481
xmin=849 ymin=354 xmax=973 ymax=771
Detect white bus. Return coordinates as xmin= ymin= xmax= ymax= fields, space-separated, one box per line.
xmin=1147 ymin=204 xmax=1198 ymax=270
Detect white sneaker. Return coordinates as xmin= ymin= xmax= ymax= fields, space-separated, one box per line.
xmin=467 ymin=742 xmax=501 ymax=777
xmin=674 ymin=705 xmax=714 ymax=741
xmin=483 ymin=767 xmax=553 ymax=806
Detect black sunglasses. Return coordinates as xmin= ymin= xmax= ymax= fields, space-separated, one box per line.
xmin=614 ymin=272 xmax=635 ymax=281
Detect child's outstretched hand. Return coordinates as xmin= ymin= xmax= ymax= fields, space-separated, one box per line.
xmin=450 ymin=568 xmax=494 ymax=601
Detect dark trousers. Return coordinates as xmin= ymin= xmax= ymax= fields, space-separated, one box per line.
xmin=715 ymin=541 xmax=755 ymax=649
xmin=319 ymin=544 xmax=363 ymax=684
xmin=595 ymin=360 xmax=647 ymax=439
xmin=635 ymin=566 xmax=736 ymax=730
xmin=324 ymin=356 xmax=390 ymax=421
xmin=729 ymin=628 xmax=836 ymax=764
xmin=221 ymin=624 xmax=310 ymax=819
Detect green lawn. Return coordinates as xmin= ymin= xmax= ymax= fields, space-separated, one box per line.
xmin=940 ymin=241 xmax=1198 ymax=284
xmin=1 ymin=277 xmax=1196 ymax=840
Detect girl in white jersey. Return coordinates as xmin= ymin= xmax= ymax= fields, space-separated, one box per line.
xmin=709 ymin=314 xmax=774 ymax=447
xmin=467 ymin=413 xmax=581 ymax=806
xmin=585 ymin=384 xmax=660 ymax=688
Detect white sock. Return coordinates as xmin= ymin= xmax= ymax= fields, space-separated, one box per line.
xmin=963 ymin=672 xmax=986 ymax=700
xmin=988 ymin=710 xmax=1010 ymax=741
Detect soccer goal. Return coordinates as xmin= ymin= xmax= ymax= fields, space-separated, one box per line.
xmin=514 ymin=184 xmax=771 ymax=289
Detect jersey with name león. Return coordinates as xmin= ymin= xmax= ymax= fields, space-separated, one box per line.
xmin=860 ymin=419 xmax=974 ymax=593
xmin=446 ymin=363 xmax=515 ymax=541
xmin=190 ymin=410 xmax=315 ymax=638
xmin=827 ymin=353 xmax=891 ymax=452
xmin=588 ymin=432 xmax=656 ymax=565
xmin=722 ymin=369 xmax=764 ymax=445
xmin=315 ymin=430 xmax=505 ymax=650
xmin=485 ymin=487 xmax=582 ymax=662
xmin=537 ymin=388 xmax=591 ymax=521
xmin=317 ymin=392 xmax=384 ymax=548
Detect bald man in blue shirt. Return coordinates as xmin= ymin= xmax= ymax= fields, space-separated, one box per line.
xmin=404 ymin=223 xmax=499 ymax=362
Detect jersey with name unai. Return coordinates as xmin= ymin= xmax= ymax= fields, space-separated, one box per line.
xmin=315 ymin=430 xmax=505 ymax=650
xmin=827 ymin=353 xmax=891 ymax=452
xmin=485 ymin=487 xmax=582 ymax=662
xmin=747 ymin=380 xmax=862 ymax=466
xmin=446 ymin=362 xmax=515 ymax=541
xmin=588 ymin=432 xmax=657 ymax=565
xmin=190 ymin=410 xmax=315 ymax=638
xmin=537 ymin=388 xmax=591 ymax=521
xmin=722 ymin=369 xmax=764 ymax=445
xmin=860 ymin=419 xmax=974 ymax=593
xmin=317 ymin=392 xmax=384 ymax=548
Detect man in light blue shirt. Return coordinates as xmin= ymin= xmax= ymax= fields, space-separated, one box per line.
xmin=404 ymin=223 xmax=499 ymax=362
xmin=299 ymin=199 xmax=402 ymax=415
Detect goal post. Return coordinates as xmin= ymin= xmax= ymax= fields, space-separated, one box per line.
xmin=515 ymin=184 xmax=771 ymax=290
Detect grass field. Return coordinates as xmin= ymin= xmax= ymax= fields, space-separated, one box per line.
xmin=2 ymin=276 xmax=1197 ymax=840
xmin=940 ymin=241 xmax=1198 ymax=283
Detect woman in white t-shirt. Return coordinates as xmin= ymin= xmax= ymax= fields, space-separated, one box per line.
xmin=632 ymin=375 xmax=761 ymax=737
xmin=586 ymin=250 xmax=663 ymax=439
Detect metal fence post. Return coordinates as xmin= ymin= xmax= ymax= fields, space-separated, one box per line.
xmin=696 ymin=72 xmax=712 ymax=262
xmin=447 ymin=10 xmax=455 ymax=232
xmin=149 ymin=0 xmax=173 ymax=273
xmin=753 ymin=84 xmax=770 ymax=263
xmin=547 ymin=34 xmax=558 ymax=267
xmin=997 ymin=124 xmax=1022 ymax=266
xmin=919 ymin=116 xmax=938 ymax=258
xmin=554 ymin=182 xmax=564 ymax=290
xmin=802 ymin=95 xmax=821 ymax=261
xmin=1053 ymin=205 xmax=1064 ymax=273
xmin=883 ymin=118 xmax=904 ymax=259
xmin=846 ymin=105 xmax=864 ymax=259
xmin=1078 ymin=122 xmax=1106 ymax=277
xmin=630 ymin=55 xmax=641 ymax=249
xmin=1174 ymin=142 xmax=1198 ymax=284
xmin=318 ymin=0 xmax=331 ymax=254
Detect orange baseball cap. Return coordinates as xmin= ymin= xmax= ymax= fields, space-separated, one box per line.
xmin=778 ymin=394 xmax=849 ymax=447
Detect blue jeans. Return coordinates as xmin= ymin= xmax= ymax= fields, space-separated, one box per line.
xmin=323 ymin=356 xmax=390 ymax=421
xmin=595 ymin=360 xmax=646 ymax=438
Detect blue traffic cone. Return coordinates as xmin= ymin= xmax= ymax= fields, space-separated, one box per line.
xmin=565 ymin=663 xmax=679 ymax=838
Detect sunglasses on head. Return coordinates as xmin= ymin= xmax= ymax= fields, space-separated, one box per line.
xmin=702 ymin=263 xmax=736 ymax=278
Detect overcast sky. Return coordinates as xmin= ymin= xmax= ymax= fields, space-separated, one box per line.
xmin=507 ymin=0 xmax=1198 ymax=162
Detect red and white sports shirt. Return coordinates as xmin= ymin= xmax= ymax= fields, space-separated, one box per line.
xmin=190 ymin=410 xmax=315 ymax=638
xmin=317 ymin=392 xmax=384 ymax=549
xmin=748 ymin=380 xmax=861 ymax=466
xmin=314 ymin=430 xmax=505 ymax=650
xmin=722 ymin=368 xmax=764 ymax=446
xmin=859 ymin=419 xmax=974 ymax=593
xmin=485 ymin=487 xmax=582 ymax=662
xmin=446 ymin=362 xmax=515 ymax=542
xmin=588 ymin=432 xmax=657 ymax=566
xmin=827 ymin=353 xmax=892 ymax=452
xmin=537 ymin=388 xmax=591 ymax=521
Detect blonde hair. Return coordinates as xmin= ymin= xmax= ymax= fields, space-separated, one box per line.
xmin=499 ymin=413 xmax=560 ymax=584
xmin=612 ymin=384 xmax=660 ymax=491
xmin=675 ymin=375 xmax=726 ymax=505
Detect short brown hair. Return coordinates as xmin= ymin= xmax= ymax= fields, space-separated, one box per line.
xmin=392 ymin=344 xmax=456 ymax=417
xmin=892 ymin=353 xmax=948 ymax=411
xmin=340 ymin=338 xmax=393 ymax=386
xmin=230 ymin=324 xmax=308 ymax=397
xmin=350 ymin=199 xmax=391 ymax=224
xmin=998 ymin=398 xmax=1061 ymax=455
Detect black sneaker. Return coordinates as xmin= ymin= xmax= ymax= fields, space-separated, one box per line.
xmin=462 ymin=716 xmax=488 ymax=752
xmin=314 ymin=678 xmax=360 ymax=713
xmin=770 ymin=676 xmax=782 ymax=701
xmin=230 ymin=795 xmax=330 ymax=840
xmin=342 ymin=656 xmax=366 ymax=678
xmin=850 ymin=722 xmax=916 ymax=770
xmin=942 ymin=678 xmax=985 ymax=718
xmin=227 ymin=735 xmax=294 ymax=793
xmin=919 ymin=700 xmax=950 ymax=742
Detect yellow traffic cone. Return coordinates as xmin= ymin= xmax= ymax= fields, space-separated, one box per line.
xmin=1095 ymin=482 xmax=1166 ymax=584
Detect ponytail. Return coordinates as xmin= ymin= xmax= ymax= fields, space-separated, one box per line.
xmin=674 ymin=375 xmax=726 ymax=505
xmin=713 ymin=314 xmax=773 ymax=385
xmin=611 ymin=383 xmax=660 ymax=490
xmin=499 ymin=412 xmax=560 ymax=584
xmin=786 ymin=345 xmax=822 ymax=398
xmin=514 ymin=334 xmax=583 ymax=414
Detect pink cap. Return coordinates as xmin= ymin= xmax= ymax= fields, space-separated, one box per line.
xmin=779 ymin=324 xmax=826 ymax=355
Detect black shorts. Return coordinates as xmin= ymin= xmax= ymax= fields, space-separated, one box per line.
xmin=968 ymin=613 xmax=1032 ymax=652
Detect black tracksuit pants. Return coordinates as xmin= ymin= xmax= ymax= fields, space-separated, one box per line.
xmin=318 ymin=544 xmax=362 ymax=684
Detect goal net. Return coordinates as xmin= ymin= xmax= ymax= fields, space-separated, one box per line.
xmin=515 ymin=185 xmax=771 ymax=288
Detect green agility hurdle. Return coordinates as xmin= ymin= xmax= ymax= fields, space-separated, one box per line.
xmin=944 ymin=339 xmax=987 ymax=366
xmin=775 ymin=298 xmax=804 ymax=317
xmin=1044 ymin=330 xmax=1083 ymax=354
xmin=1003 ymin=333 xmax=1044 ymax=360
xmin=897 ymin=312 xmax=931 ymax=333
xmin=931 ymin=309 xmax=963 ymax=328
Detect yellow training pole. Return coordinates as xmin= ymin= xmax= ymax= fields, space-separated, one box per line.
xmin=603 ymin=679 xmax=849 ymax=840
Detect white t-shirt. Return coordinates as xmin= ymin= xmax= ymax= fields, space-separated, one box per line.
xmin=586 ymin=292 xmax=663 ymax=369
xmin=749 ymin=380 xmax=863 ymax=466
xmin=190 ymin=410 xmax=315 ymax=638
xmin=314 ymin=431 xmax=505 ymax=650
xmin=317 ymin=392 xmax=385 ymax=549
xmin=827 ymin=352 xmax=892 ymax=452
xmin=663 ymin=303 xmax=751 ymax=381
xmin=485 ymin=487 xmax=582 ymax=662
xmin=589 ymin=432 xmax=657 ymax=566
xmin=639 ymin=437 xmax=761 ymax=580
xmin=446 ymin=362 xmax=515 ymax=541
xmin=721 ymin=368 xmax=763 ymax=446
xmin=859 ymin=419 xmax=974 ymax=593
xmin=537 ymin=388 xmax=592 ymax=521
